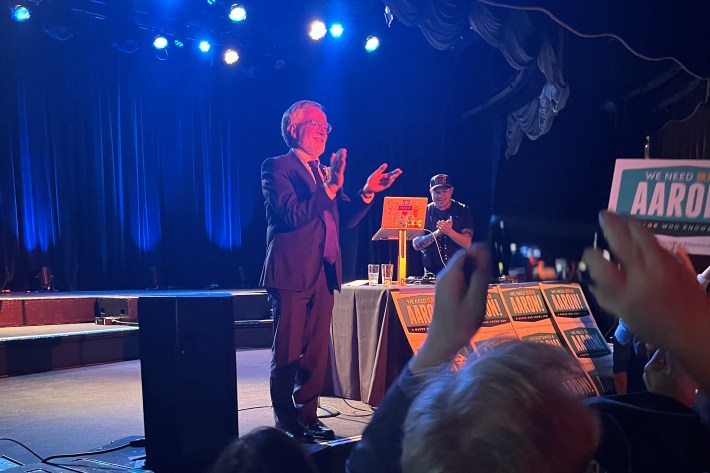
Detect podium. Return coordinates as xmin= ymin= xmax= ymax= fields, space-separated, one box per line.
xmin=372 ymin=197 xmax=429 ymax=286
xmin=372 ymin=228 xmax=427 ymax=286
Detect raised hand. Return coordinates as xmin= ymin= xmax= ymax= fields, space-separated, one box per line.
xmin=643 ymin=348 xmax=697 ymax=408
xmin=581 ymin=210 xmax=710 ymax=392
xmin=363 ymin=163 xmax=403 ymax=195
xmin=410 ymin=245 xmax=492 ymax=373
xmin=582 ymin=211 xmax=707 ymax=347
xmin=326 ymin=148 xmax=347 ymax=192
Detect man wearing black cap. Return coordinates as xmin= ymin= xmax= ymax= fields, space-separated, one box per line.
xmin=412 ymin=174 xmax=473 ymax=276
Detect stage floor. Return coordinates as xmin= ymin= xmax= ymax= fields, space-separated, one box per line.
xmin=0 ymin=348 xmax=373 ymax=471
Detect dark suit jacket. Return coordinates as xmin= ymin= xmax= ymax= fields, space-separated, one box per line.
xmin=260 ymin=150 xmax=372 ymax=292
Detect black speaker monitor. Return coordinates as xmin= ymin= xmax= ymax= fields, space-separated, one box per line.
xmin=138 ymin=294 xmax=238 ymax=473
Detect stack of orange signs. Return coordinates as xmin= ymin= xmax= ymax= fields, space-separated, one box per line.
xmin=497 ymin=283 xmax=562 ymax=347
xmin=391 ymin=282 xmax=606 ymax=396
xmin=539 ymin=282 xmax=614 ymax=395
xmin=469 ymin=286 xmax=518 ymax=354
xmin=390 ymin=289 xmax=434 ymax=353
xmin=392 ymin=286 xmax=518 ymax=359
xmin=497 ymin=282 xmax=597 ymax=397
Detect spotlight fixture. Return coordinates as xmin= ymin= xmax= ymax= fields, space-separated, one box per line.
xmin=174 ymin=39 xmax=184 ymax=48
xmin=41 ymin=0 xmax=74 ymax=40
xmin=11 ymin=4 xmax=30 ymax=22
xmin=153 ymin=35 xmax=168 ymax=50
xmin=223 ymin=48 xmax=239 ymax=65
xmin=364 ymin=35 xmax=380 ymax=52
xmin=308 ymin=20 xmax=327 ymax=40
xmin=112 ymin=38 xmax=139 ymax=54
xmin=229 ymin=4 xmax=246 ymax=22
xmin=329 ymin=23 xmax=344 ymax=38
xmin=198 ymin=40 xmax=211 ymax=53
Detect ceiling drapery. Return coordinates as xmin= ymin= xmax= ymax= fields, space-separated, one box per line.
xmin=381 ymin=0 xmax=709 ymax=156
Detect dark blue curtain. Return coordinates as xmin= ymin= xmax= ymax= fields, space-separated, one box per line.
xmin=0 ymin=20 xmax=274 ymax=290
xmin=0 ymin=13 xmax=500 ymax=291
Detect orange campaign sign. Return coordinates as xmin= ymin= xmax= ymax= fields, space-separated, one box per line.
xmin=390 ymin=282 xmax=613 ymax=395
xmin=471 ymin=287 xmax=518 ymax=353
xmin=540 ymin=282 xmax=614 ymax=395
xmin=390 ymin=291 xmax=434 ymax=353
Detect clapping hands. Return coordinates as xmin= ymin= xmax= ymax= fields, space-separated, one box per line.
xmin=326 ymin=148 xmax=347 ymax=191
xmin=363 ymin=164 xmax=403 ymax=195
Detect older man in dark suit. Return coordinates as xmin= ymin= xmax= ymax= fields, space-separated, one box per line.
xmin=261 ymin=100 xmax=402 ymax=441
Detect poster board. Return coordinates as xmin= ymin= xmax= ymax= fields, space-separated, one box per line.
xmin=391 ymin=282 xmax=608 ymax=395
xmin=608 ymin=159 xmax=710 ymax=255
xmin=539 ymin=282 xmax=614 ymax=394
xmin=390 ymin=291 xmax=434 ymax=353
xmin=470 ymin=286 xmax=519 ymax=351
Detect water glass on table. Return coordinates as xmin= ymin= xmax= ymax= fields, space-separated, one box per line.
xmin=381 ymin=263 xmax=394 ymax=287
xmin=368 ymin=264 xmax=380 ymax=286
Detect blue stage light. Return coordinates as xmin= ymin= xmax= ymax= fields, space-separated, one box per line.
xmin=174 ymin=39 xmax=184 ymax=48
xmin=364 ymin=35 xmax=380 ymax=52
xmin=229 ymin=4 xmax=246 ymax=22
xmin=153 ymin=35 xmax=168 ymax=50
xmin=329 ymin=23 xmax=344 ymax=38
xmin=11 ymin=5 xmax=31 ymax=22
xmin=199 ymin=40 xmax=211 ymax=53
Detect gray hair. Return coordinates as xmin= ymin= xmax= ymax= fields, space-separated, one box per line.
xmin=402 ymin=340 xmax=600 ymax=473
xmin=280 ymin=100 xmax=323 ymax=147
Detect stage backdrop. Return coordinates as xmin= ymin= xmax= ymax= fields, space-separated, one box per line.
xmin=0 ymin=15 xmax=498 ymax=291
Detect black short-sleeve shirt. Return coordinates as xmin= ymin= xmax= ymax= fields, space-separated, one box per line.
xmin=421 ymin=199 xmax=473 ymax=274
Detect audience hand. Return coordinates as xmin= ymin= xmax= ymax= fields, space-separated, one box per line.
xmin=582 ymin=210 xmax=710 ymax=392
xmin=671 ymin=242 xmax=695 ymax=273
xmin=363 ymin=164 xmax=403 ymax=195
xmin=410 ymin=245 xmax=491 ymax=373
xmin=643 ymin=348 xmax=697 ymax=408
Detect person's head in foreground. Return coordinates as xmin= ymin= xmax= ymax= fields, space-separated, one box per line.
xmin=401 ymin=340 xmax=601 ymax=473
xmin=211 ymin=426 xmax=317 ymax=473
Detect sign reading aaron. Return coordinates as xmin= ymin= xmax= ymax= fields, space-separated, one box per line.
xmin=609 ymin=159 xmax=710 ymax=255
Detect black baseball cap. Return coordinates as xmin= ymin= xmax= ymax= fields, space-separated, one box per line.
xmin=429 ymin=174 xmax=453 ymax=190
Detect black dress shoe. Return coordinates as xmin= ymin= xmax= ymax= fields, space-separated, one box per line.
xmin=303 ymin=419 xmax=335 ymax=440
xmin=275 ymin=421 xmax=314 ymax=443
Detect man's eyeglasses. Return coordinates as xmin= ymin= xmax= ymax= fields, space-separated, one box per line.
xmin=294 ymin=120 xmax=332 ymax=134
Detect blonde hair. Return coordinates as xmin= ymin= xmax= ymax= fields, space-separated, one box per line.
xmin=402 ymin=340 xmax=600 ymax=473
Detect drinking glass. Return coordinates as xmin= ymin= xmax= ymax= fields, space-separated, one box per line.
xmin=381 ymin=264 xmax=394 ymax=287
xmin=368 ymin=264 xmax=380 ymax=286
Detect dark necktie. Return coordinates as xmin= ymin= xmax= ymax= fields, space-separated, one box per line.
xmin=308 ymin=160 xmax=339 ymax=264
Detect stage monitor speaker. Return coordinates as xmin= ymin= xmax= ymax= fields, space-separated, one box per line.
xmin=138 ymin=295 xmax=238 ymax=473
xmin=94 ymin=297 xmax=133 ymax=321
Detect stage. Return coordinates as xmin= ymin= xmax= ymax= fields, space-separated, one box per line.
xmin=0 ymin=349 xmax=373 ymax=472
xmin=0 ymin=289 xmax=274 ymax=377
xmin=0 ymin=287 xmax=408 ymax=472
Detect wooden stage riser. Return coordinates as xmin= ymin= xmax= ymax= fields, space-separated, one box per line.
xmin=0 ymin=324 xmax=273 ymax=377
xmin=0 ymin=293 xmax=270 ymax=328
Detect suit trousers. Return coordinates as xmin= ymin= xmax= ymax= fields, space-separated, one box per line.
xmin=268 ymin=262 xmax=337 ymax=425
